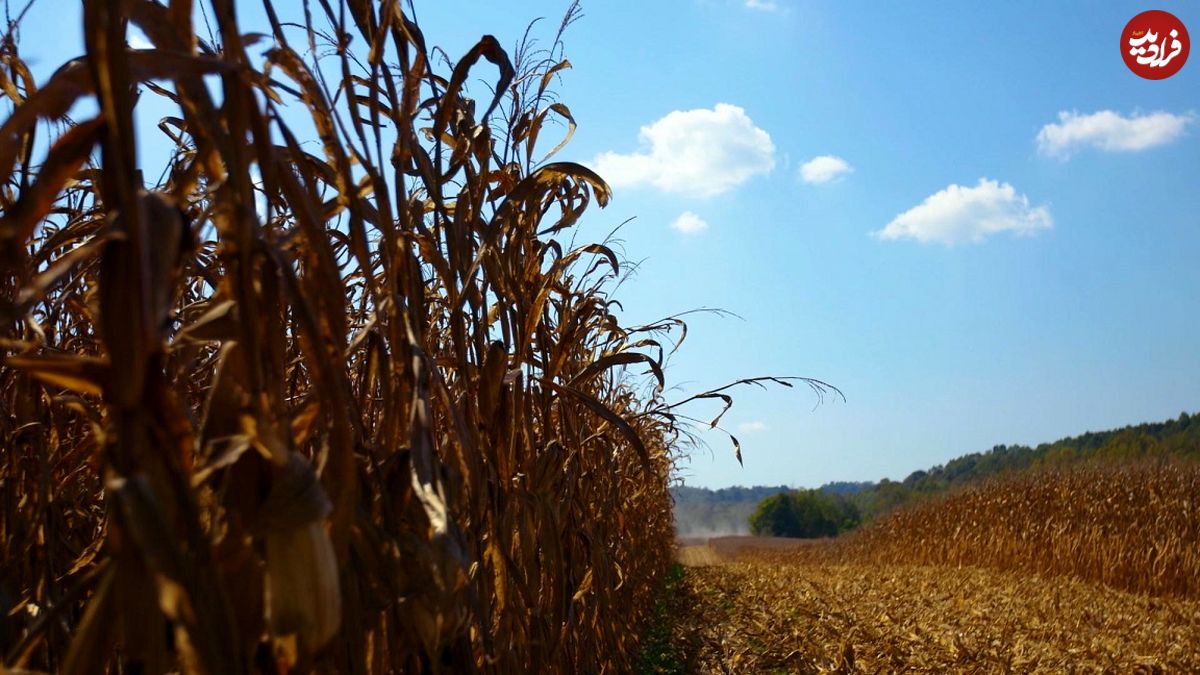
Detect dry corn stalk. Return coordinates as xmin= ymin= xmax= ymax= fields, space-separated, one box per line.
xmin=0 ymin=1 xmax=833 ymax=672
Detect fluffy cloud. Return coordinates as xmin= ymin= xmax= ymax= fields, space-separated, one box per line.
xmin=744 ymin=0 xmax=780 ymax=11
xmin=737 ymin=420 xmax=768 ymax=433
xmin=591 ymin=104 xmax=775 ymax=198
xmin=875 ymin=179 xmax=1052 ymax=246
xmin=670 ymin=211 xmax=709 ymax=235
xmin=799 ymin=155 xmax=853 ymax=184
xmin=1036 ymin=110 xmax=1194 ymax=158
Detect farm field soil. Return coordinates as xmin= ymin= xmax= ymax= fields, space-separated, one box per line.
xmin=669 ymin=537 xmax=1200 ymax=673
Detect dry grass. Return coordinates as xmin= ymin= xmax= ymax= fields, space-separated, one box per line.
xmin=0 ymin=2 xmax=832 ymax=672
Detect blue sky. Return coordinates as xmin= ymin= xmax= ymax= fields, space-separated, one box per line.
xmin=16 ymin=1 xmax=1200 ymax=489
xmin=417 ymin=1 xmax=1200 ymax=489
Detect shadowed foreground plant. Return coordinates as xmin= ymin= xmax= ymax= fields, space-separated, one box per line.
xmin=0 ymin=1 xmax=834 ymax=673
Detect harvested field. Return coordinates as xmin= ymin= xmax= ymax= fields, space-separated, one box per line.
xmin=672 ymin=540 xmax=1200 ymax=673
xmin=707 ymin=535 xmax=822 ymax=557
xmin=679 ymin=536 xmax=815 ymax=567
xmin=677 ymin=545 xmax=721 ymax=567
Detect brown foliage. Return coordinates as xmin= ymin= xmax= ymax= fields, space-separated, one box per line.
xmin=0 ymin=2 xmax=715 ymax=672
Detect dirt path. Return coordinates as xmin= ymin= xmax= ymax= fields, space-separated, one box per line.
xmin=669 ymin=538 xmax=1200 ymax=673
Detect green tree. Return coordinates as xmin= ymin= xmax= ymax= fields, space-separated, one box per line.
xmin=792 ymin=491 xmax=838 ymax=538
xmin=749 ymin=493 xmax=800 ymax=536
xmin=750 ymin=490 xmax=861 ymax=538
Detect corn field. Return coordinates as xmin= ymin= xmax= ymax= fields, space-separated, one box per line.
xmin=0 ymin=1 xmax=829 ymax=672
xmin=816 ymin=460 xmax=1200 ymax=599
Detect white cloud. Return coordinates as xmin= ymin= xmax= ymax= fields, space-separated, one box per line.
xmin=737 ymin=420 xmax=768 ymax=433
xmin=745 ymin=0 xmax=780 ymax=11
xmin=1036 ymin=110 xmax=1194 ymax=158
xmin=799 ymin=155 xmax=853 ymax=184
xmin=127 ymin=28 xmax=154 ymax=50
xmin=591 ymin=103 xmax=775 ymax=198
xmin=875 ymin=178 xmax=1052 ymax=246
xmin=670 ymin=211 xmax=709 ymax=235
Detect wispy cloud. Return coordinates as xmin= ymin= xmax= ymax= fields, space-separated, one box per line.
xmin=875 ymin=178 xmax=1051 ymax=246
xmin=1036 ymin=110 xmax=1194 ymax=159
xmin=799 ymin=155 xmax=853 ymax=184
xmin=670 ymin=211 xmax=709 ymax=235
xmin=591 ymin=103 xmax=775 ymax=198
xmin=737 ymin=420 xmax=768 ymax=433
xmin=744 ymin=0 xmax=781 ymax=11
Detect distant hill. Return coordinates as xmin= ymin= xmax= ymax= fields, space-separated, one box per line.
xmin=678 ymin=411 xmax=1200 ymax=536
